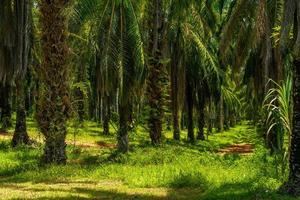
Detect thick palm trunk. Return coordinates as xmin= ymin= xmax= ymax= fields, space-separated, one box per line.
xmin=186 ymin=79 xmax=194 ymax=142
xmin=38 ymin=0 xmax=71 ymax=165
xmin=12 ymin=81 xmax=29 ymax=147
xmin=283 ymin=59 xmax=300 ymax=195
xmin=147 ymin=0 xmax=165 ymax=144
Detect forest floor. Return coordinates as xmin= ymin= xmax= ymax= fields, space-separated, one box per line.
xmin=0 ymin=119 xmax=299 ymax=200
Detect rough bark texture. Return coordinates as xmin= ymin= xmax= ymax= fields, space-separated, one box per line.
xmin=147 ymin=0 xmax=165 ymax=144
xmin=38 ymin=0 xmax=71 ymax=165
xmin=282 ymin=59 xmax=300 ymax=195
xmin=280 ymin=1 xmax=300 ymax=195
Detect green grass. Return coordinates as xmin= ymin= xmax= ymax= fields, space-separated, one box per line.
xmin=0 ymin=120 xmax=299 ymax=199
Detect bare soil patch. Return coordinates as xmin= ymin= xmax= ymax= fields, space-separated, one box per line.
xmin=0 ymin=131 xmax=8 ymax=136
xmin=218 ymin=144 xmax=254 ymax=155
xmin=96 ymin=141 xmax=116 ymax=149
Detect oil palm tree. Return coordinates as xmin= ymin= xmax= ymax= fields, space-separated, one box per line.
xmin=0 ymin=0 xmax=31 ymax=146
xmin=146 ymin=0 xmax=166 ymax=144
xmin=37 ymin=0 xmax=72 ymax=164
xmin=220 ymin=0 xmax=285 ymax=150
xmin=0 ymin=0 xmax=14 ymax=131
xmin=73 ymin=0 xmax=145 ymax=152
xmin=279 ymin=0 xmax=300 ymax=195
xmin=168 ymin=0 xmax=221 ymax=141
xmin=12 ymin=0 xmax=32 ymax=147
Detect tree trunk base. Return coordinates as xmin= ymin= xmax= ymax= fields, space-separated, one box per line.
xmin=150 ymin=127 xmax=162 ymax=145
xmin=279 ymin=181 xmax=300 ymax=196
xmin=173 ymin=129 xmax=180 ymax=141
xmin=197 ymin=132 xmax=205 ymax=141
xmin=117 ymin=133 xmax=129 ymax=153
xmin=12 ymin=106 xmax=29 ymax=147
xmin=12 ymin=131 xmax=30 ymax=147
xmin=42 ymin=139 xmax=67 ymax=165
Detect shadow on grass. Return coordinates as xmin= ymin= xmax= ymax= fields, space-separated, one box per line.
xmin=198 ymin=182 xmax=296 ymax=200
xmin=0 ymin=182 xmax=203 ymax=200
xmin=0 ymin=166 xmax=296 ymax=200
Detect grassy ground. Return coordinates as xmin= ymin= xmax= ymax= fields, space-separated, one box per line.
xmin=0 ymin=120 xmax=299 ymax=200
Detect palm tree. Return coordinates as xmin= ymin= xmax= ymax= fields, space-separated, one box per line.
xmin=279 ymin=0 xmax=300 ymax=195
xmin=170 ymin=27 xmax=183 ymax=140
xmin=12 ymin=0 xmax=32 ymax=147
xmin=0 ymin=0 xmax=14 ymax=132
xmin=37 ymin=0 xmax=71 ymax=164
xmin=220 ymin=0 xmax=285 ymax=150
xmin=0 ymin=0 xmax=31 ymax=146
xmin=168 ymin=1 xmax=221 ymax=142
xmin=73 ymin=0 xmax=145 ymax=152
xmin=146 ymin=0 xmax=166 ymax=144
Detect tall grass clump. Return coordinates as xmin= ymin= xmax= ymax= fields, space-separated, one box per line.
xmin=263 ymin=76 xmax=292 ymax=177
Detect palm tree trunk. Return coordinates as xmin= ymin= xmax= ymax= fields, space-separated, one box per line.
xmin=12 ymin=81 xmax=29 ymax=147
xmin=147 ymin=0 xmax=165 ymax=144
xmin=208 ymin=97 xmax=214 ymax=134
xmin=217 ymin=94 xmax=224 ymax=132
xmin=12 ymin=0 xmax=31 ymax=147
xmin=118 ymin=103 xmax=131 ymax=153
xmin=103 ymin=94 xmax=110 ymax=135
xmin=197 ymin=89 xmax=205 ymax=140
xmin=282 ymin=59 xmax=300 ymax=195
xmin=224 ymin=104 xmax=229 ymax=131
xmin=171 ymin=40 xmax=180 ymax=140
xmin=38 ymin=0 xmax=71 ymax=165
xmin=186 ymin=79 xmax=194 ymax=142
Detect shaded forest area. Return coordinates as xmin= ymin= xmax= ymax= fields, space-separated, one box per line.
xmin=1 ymin=0 xmax=300 ymax=199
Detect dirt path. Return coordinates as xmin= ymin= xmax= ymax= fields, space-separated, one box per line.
xmin=217 ymin=143 xmax=254 ymax=155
